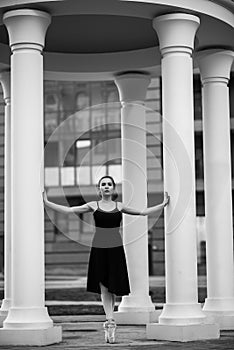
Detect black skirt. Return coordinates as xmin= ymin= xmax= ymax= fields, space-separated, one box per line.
xmin=87 ymin=245 xmax=130 ymax=296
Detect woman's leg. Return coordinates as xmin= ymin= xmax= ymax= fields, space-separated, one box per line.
xmin=111 ymin=294 xmax=116 ymax=312
xmin=99 ymin=282 xmax=114 ymax=320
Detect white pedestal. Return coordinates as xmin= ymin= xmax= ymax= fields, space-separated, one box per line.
xmin=146 ymin=323 xmax=220 ymax=342
xmin=204 ymin=311 xmax=234 ymax=330
xmin=115 ymin=309 xmax=161 ymax=325
xmin=0 ymin=326 xmax=62 ymax=346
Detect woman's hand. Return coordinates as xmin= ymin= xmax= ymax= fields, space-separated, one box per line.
xmin=163 ymin=191 xmax=170 ymax=207
xmin=41 ymin=190 xmax=72 ymax=214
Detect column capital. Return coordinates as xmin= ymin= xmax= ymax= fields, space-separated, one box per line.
xmin=196 ymin=49 xmax=234 ymax=84
xmin=3 ymin=9 xmax=51 ymax=52
xmin=0 ymin=71 xmax=10 ymax=105
xmin=114 ymin=72 xmax=151 ymax=103
xmin=153 ymin=13 xmax=200 ymax=56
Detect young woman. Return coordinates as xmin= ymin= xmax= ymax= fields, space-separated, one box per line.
xmin=43 ymin=176 xmax=170 ymax=343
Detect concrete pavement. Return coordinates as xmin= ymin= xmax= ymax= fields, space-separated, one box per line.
xmin=0 ymin=276 xmax=234 ymax=349
xmin=1 ymin=315 xmax=234 ymax=349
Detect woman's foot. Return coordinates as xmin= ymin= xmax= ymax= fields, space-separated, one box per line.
xmin=107 ymin=319 xmax=117 ymax=344
xmin=103 ymin=319 xmax=117 ymax=344
xmin=103 ymin=320 xmax=109 ymax=343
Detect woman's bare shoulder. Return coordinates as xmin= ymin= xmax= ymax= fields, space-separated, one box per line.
xmin=116 ymin=202 xmax=124 ymax=211
xmin=87 ymin=201 xmax=98 ymax=211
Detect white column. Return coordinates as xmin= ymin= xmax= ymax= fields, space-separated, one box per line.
xmin=114 ymin=73 xmax=158 ymax=324
xmin=0 ymin=9 xmax=61 ymax=346
xmin=0 ymin=72 xmax=11 ymax=326
xmin=197 ymin=49 xmax=234 ymax=330
xmin=147 ymin=14 xmax=219 ymax=341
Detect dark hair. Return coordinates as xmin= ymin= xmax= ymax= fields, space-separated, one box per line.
xmin=97 ymin=175 xmax=118 ymax=200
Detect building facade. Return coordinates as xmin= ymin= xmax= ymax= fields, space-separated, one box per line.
xmin=1 ymin=71 xmax=232 ymax=277
xmin=42 ymin=72 xmax=234 ymax=277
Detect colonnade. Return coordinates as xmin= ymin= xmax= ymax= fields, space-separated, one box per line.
xmin=0 ymin=7 xmax=233 ymax=346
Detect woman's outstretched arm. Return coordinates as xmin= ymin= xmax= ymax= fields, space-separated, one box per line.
xmin=121 ymin=192 xmax=170 ymax=216
xmin=43 ymin=191 xmax=94 ymax=214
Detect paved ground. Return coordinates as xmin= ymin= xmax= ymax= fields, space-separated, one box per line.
xmin=1 ymin=315 xmax=234 ymax=349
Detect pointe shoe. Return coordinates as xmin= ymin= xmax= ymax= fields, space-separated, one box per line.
xmin=107 ymin=319 xmax=117 ymax=344
xmin=103 ymin=321 xmax=109 ymax=343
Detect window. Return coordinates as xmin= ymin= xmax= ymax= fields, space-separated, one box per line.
xmin=54 ymin=212 xmax=69 ymax=240
xmin=76 ymin=139 xmax=91 ymax=185
xmin=108 ymin=164 xmax=122 ymax=183
xmin=45 ymin=93 xmax=60 ymax=136
xmin=194 ymin=74 xmax=202 ymax=120
xmin=76 ymin=166 xmax=91 ymax=185
xmin=44 ymin=81 xmax=122 ymax=186
xmin=76 ymin=139 xmax=91 ymax=166
xmin=44 ymin=141 xmax=59 ymax=167
xmin=63 ymin=143 xmax=76 ymax=167
xmin=76 ymin=91 xmax=89 ymax=110
xmin=61 ymin=167 xmax=75 ymax=186
xmin=92 ymin=138 xmax=107 ymax=165
xmin=107 ymin=90 xmax=118 ymax=103
xmin=91 ymin=106 xmax=106 ymax=131
xmin=92 ymin=165 xmax=107 ymax=184
xmin=195 ymin=132 xmax=204 ymax=180
xmin=45 ymin=167 xmax=59 ymax=187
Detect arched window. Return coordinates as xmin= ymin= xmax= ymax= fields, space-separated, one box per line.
xmin=45 ymin=93 xmax=60 ymax=135
xmin=45 ymin=93 xmax=58 ymax=108
xmin=76 ymin=91 xmax=89 ymax=110
xmin=107 ymin=90 xmax=118 ymax=103
xmin=106 ymin=90 xmax=120 ymax=130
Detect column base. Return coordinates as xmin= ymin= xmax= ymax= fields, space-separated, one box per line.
xmin=3 ymin=307 xmax=53 ymax=329
xmin=203 ymin=297 xmax=234 ymax=312
xmin=0 ymin=326 xmax=62 ymax=346
xmin=118 ymin=294 xmax=155 ymax=313
xmin=203 ymin=297 xmax=234 ymax=329
xmin=204 ymin=311 xmax=234 ymax=330
xmin=146 ymin=323 xmax=220 ymax=342
xmin=114 ymin=309 xmax=161 ymax=324
xmin=115 ymin=293 xmax=157 ymax=324
xmin=159 ymin=302 xmax=206 ymax=325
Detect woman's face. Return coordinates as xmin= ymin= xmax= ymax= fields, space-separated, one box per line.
xmin=99 ymin=178 xmax=114 ymax=197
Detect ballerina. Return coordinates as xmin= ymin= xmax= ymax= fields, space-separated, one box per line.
xmin=43 ymin=175 xmax=170 ymax=343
